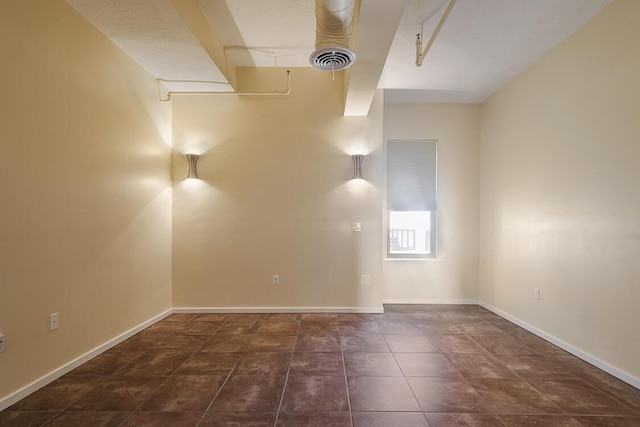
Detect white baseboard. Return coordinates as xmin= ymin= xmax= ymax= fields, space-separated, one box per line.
xmin=0 ymin=309 xmax=172 ymax=412
xmin=383 ymin=299 xmax=479 ymax=305
xmin=173 ymin=306 xmax=385 ymax=314
xmin=479 ymin=302 xmax=640 ymax=390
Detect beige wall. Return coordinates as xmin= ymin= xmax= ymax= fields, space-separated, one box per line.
xmin=383 ymin=104 xmax=481 ymax=302
xmin=479 ymin=0 xmax=640 ymax=379
xmin=0 ymin=1 xmax=172 ymax=401
xmin=172 ymin=68 xmax=384 ymax=310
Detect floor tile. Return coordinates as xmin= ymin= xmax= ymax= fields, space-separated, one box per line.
xmin=164 ymin=313 xmax=201 ymax=322
xmin=352 ymin=411 xmax=428 ymax=426
xmin=371 ymin=311 xmax=411 ymax=321
xmin=337 ymin=313 xmax=375 ymax=321
xmin=407 ymin=310 xmax=445 ymax=322
xmin=199 ymin=411 xmax=277 ymax=426
xmin=499 ymin=355 xmax=578 ymax=379
xmin=233 ymin=352 xmax=292 ymax=375
xmin=246 ymin=334 xmax=297 ymax=353
xmin=395 ymin=353 xmax=460 ymax=377
xmin=116 ymin=349 xmax=193 ymax=376
xmin=216 ymin=320 xmax=262 ymax=334
xmin=348 ymin=376 xmax=420 ymax=411
xmin=455 ymin=321 xmax=508 ymax=335
xmin=193 ymin=313 xmax=228 ymax=322
xmin=340 ymin=333 xmax=390 ymax=352
xmin=5 ymin=304 xmax=638 ymax=427
xmin=257 ymin=320 xmax=300 ymax=334
xmin=553 ymin=355 xmax=640 ymax=413
xmin=499 ymin=414 xmax=582 ymax=426
xmin=299 ymin=321 xmax=339 ymax=334
xmin=435 ymin=309 xmax=480 ymax=322
xmin=376 ymin=319 xmax=422 ymax=334
xmin=173 ymin=321 xmax=223 ymax=336
xmin=572 ymin=415 xmax=640 ymax=426
xmin=289 ymin=352 xmax=344 ymax=376
xmin=199 ymin=334 xmax=252 ymax=353
xmin=46 ymin=411 xmax=130 ymax=427
xmin=208 ymin=375 xmax=286 ymax=412
xmin=223 ymin=314 xmax=268 ymax=322
xmin=268 ymin=313 xmax=302 ymax=320
xmin=512 ymin=333 xmax=569 ymax=355
xmin=445 ymin=353 xmax=517 ymax=379
xmin=413 ymin=321 xmax=464 ymax=336
xmin=9 ymin=376 xmax=101 ymax=411
xmin=467 ymin=378 xmax=563 ymax=414
xmin=68 ymin=376 xmax=167 ymax=411
xmin=344 ymin=352 xmax=403 ymax=376
xmin=139 ymin=375 xmax=225 ymax=412
xmin=384 ymin=334 xmax=437 ymax=352
xmin=0 ymin=411 xmax=57 ymax=426
xmin=469 ymin=335 xmax=539 ymax=356
xmin=175 ymin=352 xmax=241 ymax=376
xmin=276 ymin=411 xmax=351 ymax=426
xmin=70 ymin=351 xmax=144 ymax=376
xmin=121 ymin=411 xmax=203 ymax=426
xmin=425 ymin=413 xmax=506 ymax=426
xmin=280 ymin=375 xmax=349 ymax=411
xmin=339 ymin=320 xmax=381 ymax=335
xmin=407 ymin=377 xmax=488 ymax=413
xmin=295 ymin=332 xmax=341 ymax=352
xmin=527 ymin=379 xmax=637 ymax=416
xmin=151 ymin=334 xmax=208 ymax=351
xmin=432 ymin=335 xmax=486 ymax=353
xmin=300 ymin=313 xmax=339 ymax=322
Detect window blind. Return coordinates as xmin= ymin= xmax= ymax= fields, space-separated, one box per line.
xmin=387 ymin=140 xmax=437 ymax=211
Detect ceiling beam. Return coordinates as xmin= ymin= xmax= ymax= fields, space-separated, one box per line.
xmin=343 ymin=0 xmax=406 ymax=116
xmin=170 ymin=0 xmax=238 ymax=90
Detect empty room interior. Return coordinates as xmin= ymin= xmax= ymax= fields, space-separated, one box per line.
xmin=1 ymin=0 xmax=639 ymax=425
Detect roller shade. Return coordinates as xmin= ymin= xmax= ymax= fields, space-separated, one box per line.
xmin=387 ymin=140 xmax=437 ymax=211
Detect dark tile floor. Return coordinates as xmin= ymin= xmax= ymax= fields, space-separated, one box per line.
xmin=2 ymin=305 xmax=640 ymax=426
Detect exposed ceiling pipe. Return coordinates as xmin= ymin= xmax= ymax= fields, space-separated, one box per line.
xmin=309 ymin=0 xmax=357 ymax=75
xmin=157 ymin=70 xmax=291 ymax=102
xmin=415 ymin=0 xmax=457 ymax=67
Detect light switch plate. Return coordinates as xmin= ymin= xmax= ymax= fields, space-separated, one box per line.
xmin=352 ymin=222 xmax=362 ymax=232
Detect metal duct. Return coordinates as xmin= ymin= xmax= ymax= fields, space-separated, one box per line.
xmin=309 ymin=0 xmax=356 ymax=71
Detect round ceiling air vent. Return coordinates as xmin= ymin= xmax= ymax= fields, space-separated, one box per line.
xmin=309 ymin=47 xmax=356 ymax=71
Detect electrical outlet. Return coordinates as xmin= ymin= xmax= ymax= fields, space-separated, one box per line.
xmin=49 ymin=313 xmax=59 ymax=331
xmin=272 ymin=275 xmax=280 ymax=285
xmin=0 ymin=333 xmax=4 ymax=352
xmin=534 ymin=288 xmax=540 ymax=301
xmin=360 ymin=275 xmax=372 ymax=285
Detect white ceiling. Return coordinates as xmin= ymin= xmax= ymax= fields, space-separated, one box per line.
xmin=66 ymin=0 xmax=611 ymax=106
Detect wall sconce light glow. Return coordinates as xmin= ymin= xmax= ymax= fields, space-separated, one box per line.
xmin=352 ymin=154 xmax=364 ymax=180
xmin=186 ymin=153 xmax=199 ymax=179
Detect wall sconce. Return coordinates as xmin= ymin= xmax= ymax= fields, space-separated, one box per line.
xmin=351 ymin=154 xmax=364 ymax=180
xmin=185 ymin=153 xmax=199 ymax=179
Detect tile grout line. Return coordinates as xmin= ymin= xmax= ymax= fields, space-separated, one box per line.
xmin=337 ymin=319 xmax=355 ymax=427
xmin=462 ymin=327 xmax=572 ymax=419
xmin=378 ymin=325 xmax=428 ymax=422
xmin=114 ymin=316 xmax=226 ymax=426
xmin=195 ymin=316 xmax=241 ymax=427
xmin=272 ymin=317 xmax=302 ymax=427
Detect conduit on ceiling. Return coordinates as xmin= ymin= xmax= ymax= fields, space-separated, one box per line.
xmin=309 ymin=0 xmax=357 ymax=75
xmin=156 ymin=70 xmax=291 ymax=102
xmin=415 ymin=0 xmax=457 ymax=67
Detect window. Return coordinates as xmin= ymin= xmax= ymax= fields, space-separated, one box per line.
xmin=387 ymin=140 xmax=437 ymax=258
